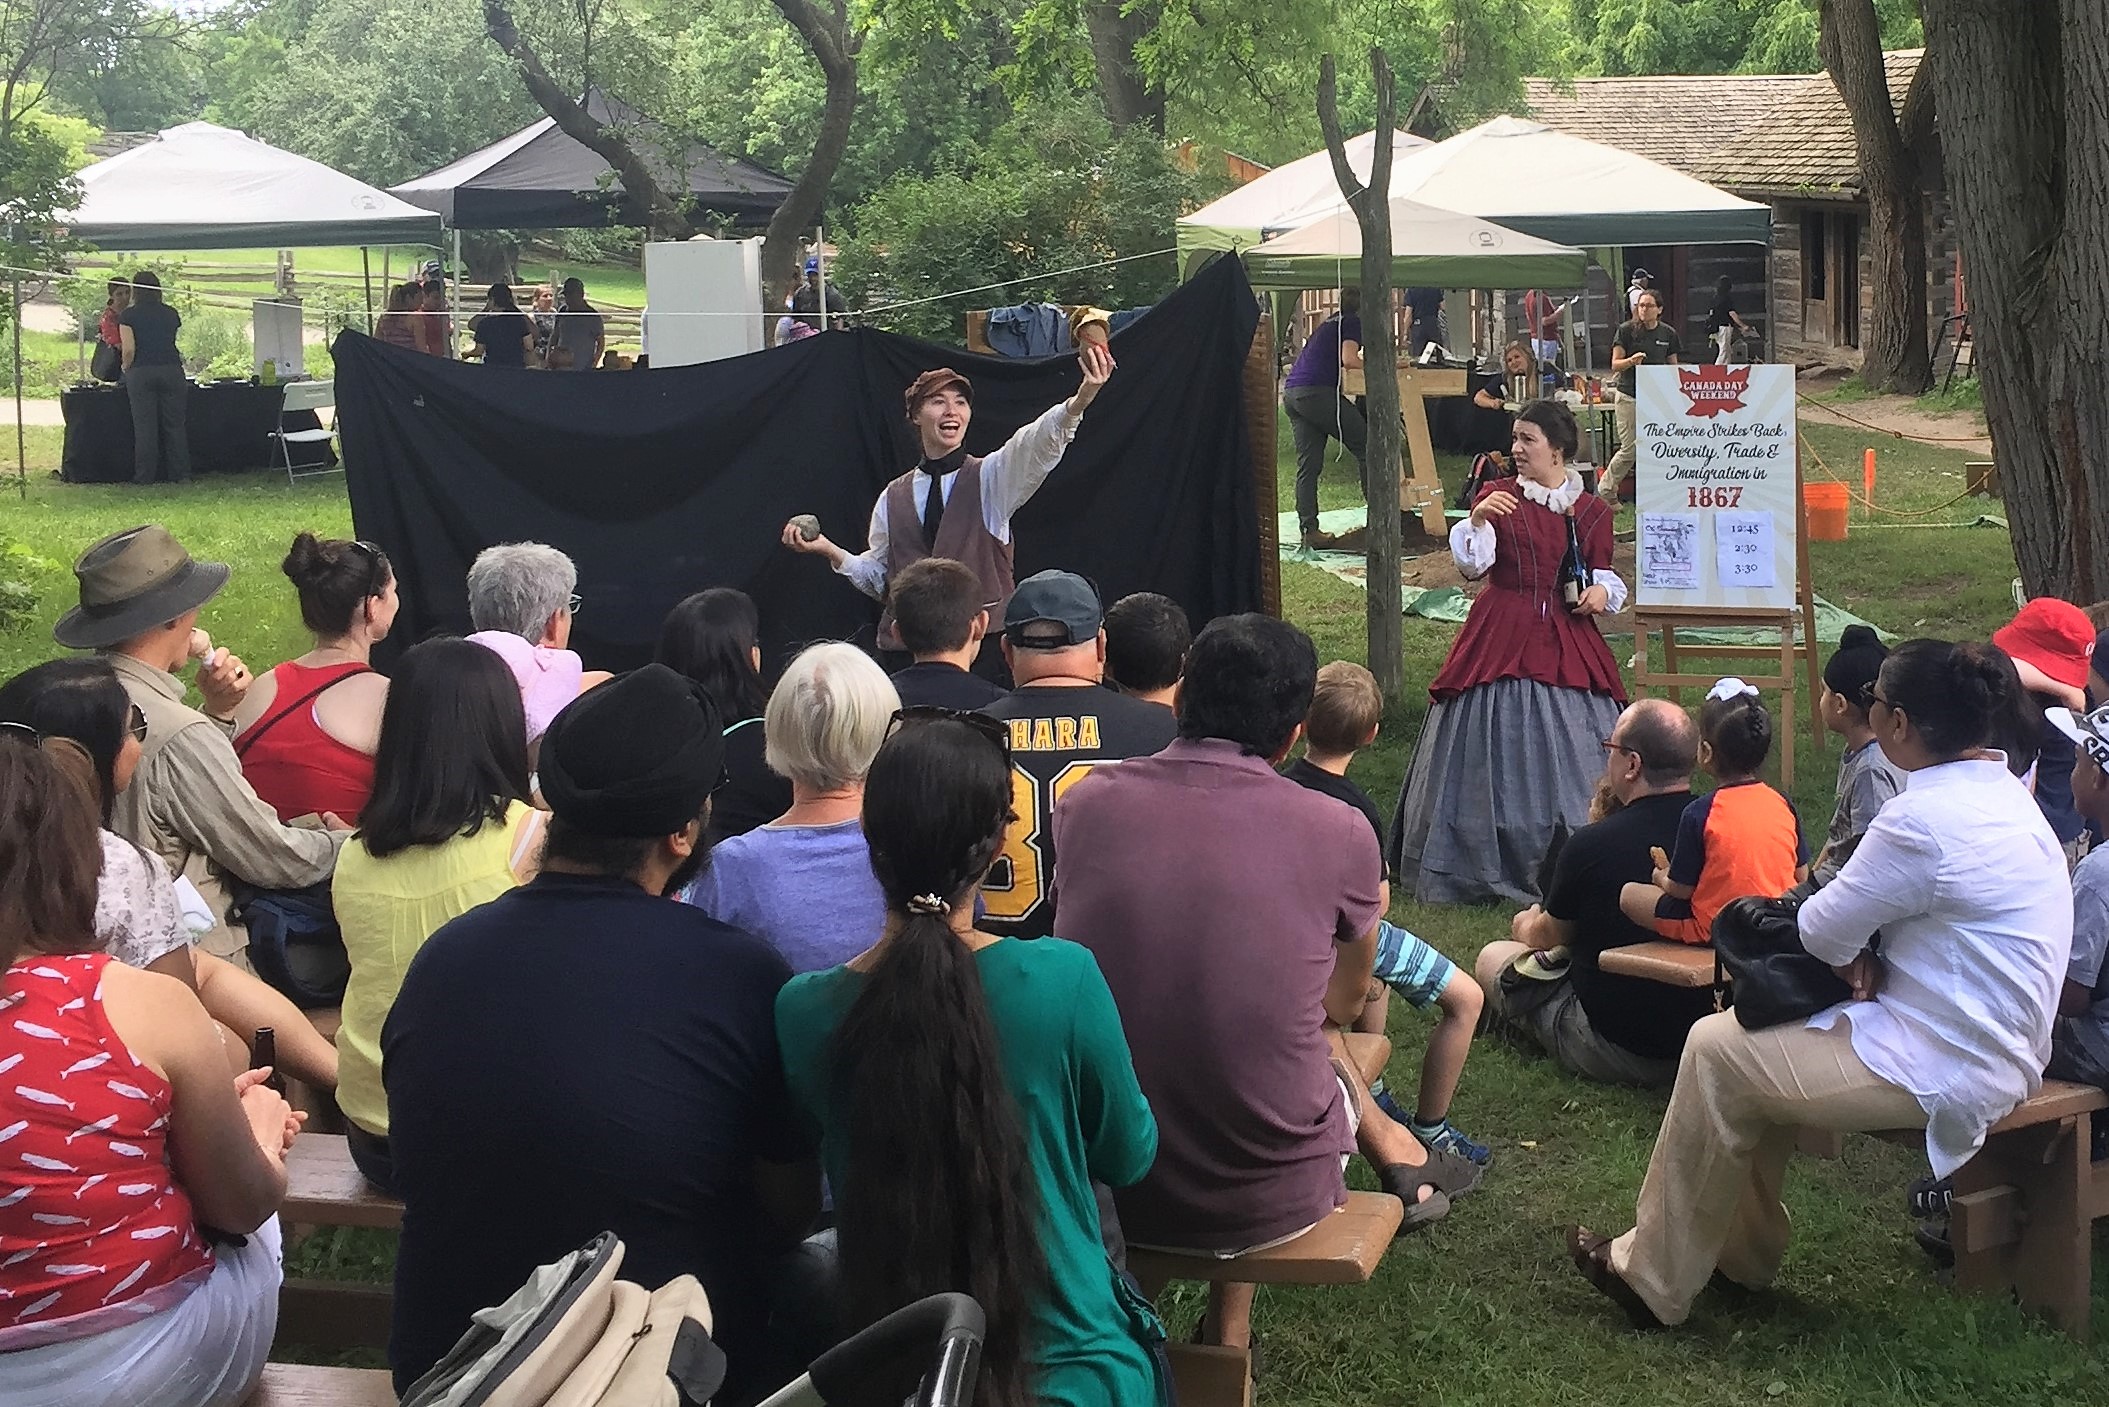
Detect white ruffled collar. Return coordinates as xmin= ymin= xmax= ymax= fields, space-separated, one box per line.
xmin=1518 ymin=468 xmax=1585 ymax=513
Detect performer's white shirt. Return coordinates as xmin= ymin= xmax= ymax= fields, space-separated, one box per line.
xmin=835 ymin=399 xmax=1084 ymax=600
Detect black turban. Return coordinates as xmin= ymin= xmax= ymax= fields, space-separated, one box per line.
xmin=539 ymin=664 xmax=725 ymax=837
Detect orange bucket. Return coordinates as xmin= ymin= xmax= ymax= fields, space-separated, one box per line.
xmin=1804 ymin=481 xmax=1850 ymax=541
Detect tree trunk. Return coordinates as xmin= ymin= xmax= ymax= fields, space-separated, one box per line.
xmin=1819 ymin=0 xmax=1932 ymax=393
xmin=1318 ymin=51 xmax=1403 ymax=698
xmin=1922 ymin=0 xmax=2109 ymax=600
xmin=483 ymin=2 xmax=695 ymax=241
xmin=759 ymin=0 xmax=861 ymax=340
xmin=1083 ymin=1 xmax=1165 ymax=135
xmin=461 ymin=232 xmax=519 ymax=287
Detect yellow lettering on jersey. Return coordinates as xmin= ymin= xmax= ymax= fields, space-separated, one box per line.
xmin=1031 ymin=718 xmax=1055 ymax=751
xmin=1008 ymin=718 xmax=1032 ymax=751
xmin=1054 ymin=717 xmax=1078 ymax=750
xmin=1079 ymin=715 xmax=1100 ymax=749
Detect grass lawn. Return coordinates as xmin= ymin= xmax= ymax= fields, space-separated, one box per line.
xmin=0 ymin=409 xmax=2103 ymax=1400
xmin=82 ymin=246 xmax=650 ymax=311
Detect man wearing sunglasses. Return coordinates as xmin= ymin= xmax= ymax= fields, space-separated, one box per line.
xmin=53 ymin=524 xmax=345 ymax=966
xmin=1477 ymin=697 xmax=1707 ymax=1088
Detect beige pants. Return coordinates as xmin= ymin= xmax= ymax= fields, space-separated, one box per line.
xmin=1609 ymin=1010 xmax=1925 ymax=1324
xmin=1606 ymin=393 xmax=1638 ymax=488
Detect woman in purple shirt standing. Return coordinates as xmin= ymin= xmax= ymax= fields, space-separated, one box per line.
xmin=1282 ymin=288 xmax=1366 ymax=550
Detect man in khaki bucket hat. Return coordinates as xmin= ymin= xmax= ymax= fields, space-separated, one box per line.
xmin=56 ymin=526 xmax=345 ymax=1022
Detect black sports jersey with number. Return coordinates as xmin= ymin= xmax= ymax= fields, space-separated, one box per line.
xmin=978 ymin=684 xmax=1177 ymax=939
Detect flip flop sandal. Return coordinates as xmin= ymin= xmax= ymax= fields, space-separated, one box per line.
xmin=1378 ymin=1164 xmax=1454 ymax=1233
xmin=1907 ymin=1173 xmax=1952 ymax=1219
xmin=1565 ymin=1225 xmax=1665 ymax=1330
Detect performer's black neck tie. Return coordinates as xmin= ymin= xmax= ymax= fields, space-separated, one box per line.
xmin=918 ymin=448 xmax=965 ymax=549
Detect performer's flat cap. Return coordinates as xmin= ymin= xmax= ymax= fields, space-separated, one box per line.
xmin=904 ymin=367 xmax=973 ymax=416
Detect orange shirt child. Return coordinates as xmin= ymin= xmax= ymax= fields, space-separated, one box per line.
xmin=1652 ymin=779 xmax=1808 ymax=945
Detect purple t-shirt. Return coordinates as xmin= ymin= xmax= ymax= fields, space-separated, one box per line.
xmin=1051 ymin=737 xmax=1384 ymax=1251
xmin=1283 ymin=313 xmax=1361 ymax=392
xmin=680 ymin=819 xmax=885 ymax=974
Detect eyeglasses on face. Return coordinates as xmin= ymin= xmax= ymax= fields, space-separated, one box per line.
xmin=0 ymin=720 xmax=39 ymax=747
xmin=566 ymin=593 xmax=583 ymax=616
xmin=1600 ymin=737 xmax=1639 ymax=759
xmin=127 ymin=704 xmax=149 ymax=744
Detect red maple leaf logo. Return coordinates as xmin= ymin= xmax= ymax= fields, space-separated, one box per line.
xmin=1677 ymin=365 xmax=1751 ymax=417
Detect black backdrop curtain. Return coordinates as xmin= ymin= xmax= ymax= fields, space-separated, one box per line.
xmin=337 ymin=254 xmax=1262 ymax=674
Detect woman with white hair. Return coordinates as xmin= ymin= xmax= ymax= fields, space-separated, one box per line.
xmin=679 ymin=642 xmax=900 ymax=972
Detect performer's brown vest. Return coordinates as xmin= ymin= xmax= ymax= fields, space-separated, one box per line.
xmin=876 ymin=456 xmax=1015 ymax=649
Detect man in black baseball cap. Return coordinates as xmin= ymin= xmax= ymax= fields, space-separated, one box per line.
xmin=383 ymin=662 xmax=819 ymax=1401
xmin=980 ymin=569 xmax=1176 ymax=939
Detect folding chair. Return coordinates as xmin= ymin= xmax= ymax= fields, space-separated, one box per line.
xmin=275 ymin=378 xmax=340 ymax=484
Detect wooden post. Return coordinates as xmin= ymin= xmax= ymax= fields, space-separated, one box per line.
xmin=1796 ymin=448 xmax=1822 ymax=748
xmin=361 ymin=248 xmax=374 ymax=334
xmin=1244 ymin=314 xmax=1282 ymax=617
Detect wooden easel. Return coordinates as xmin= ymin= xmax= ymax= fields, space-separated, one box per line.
xmin=1630 ymin=449 xmax=1824 ymax=787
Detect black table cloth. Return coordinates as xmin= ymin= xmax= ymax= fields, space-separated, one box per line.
xmin=60 ymin=382 xmax=336 ymax=482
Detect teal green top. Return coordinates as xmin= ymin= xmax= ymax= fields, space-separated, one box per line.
xmin=775 ymin=936 xmax=1164 ymax=1407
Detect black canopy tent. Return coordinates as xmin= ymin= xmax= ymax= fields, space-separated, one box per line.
xmin=388 ymin=89 xmax=793 ymax=230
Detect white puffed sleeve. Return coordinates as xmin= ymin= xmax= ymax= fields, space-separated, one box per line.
xmin=1593 ymin=569 xmax=1629 ymax=614
xmin=1449 ymin=515 xmax=1496 ymax=579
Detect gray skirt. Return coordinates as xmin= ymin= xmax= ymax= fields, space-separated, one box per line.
xmin=1390 ymin=677 xmax=1624 ymax=906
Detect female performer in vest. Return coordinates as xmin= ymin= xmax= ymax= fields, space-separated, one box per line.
xmin=779 ymin=341 xmax=1114 ymax=654
xmin=1391 ymin=399 xmax=1628 ymax=904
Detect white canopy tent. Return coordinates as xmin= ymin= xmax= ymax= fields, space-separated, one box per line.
xmin=62 ymin=122 xmax=444 ymax=250
xmin=1265 ymin=115 xmax=1770 ymax=248
xmin=1175 ymin=130 xmax=1431 ymax=270
xmin=1242 ymin=196 xmax=1587 ymax=291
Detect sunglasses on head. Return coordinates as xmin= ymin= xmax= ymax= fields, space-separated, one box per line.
xmin=347 ymin=539 xmax=388 ymax=597
xmin=127 ymin=704 xmax=148 ymax=744
xmin=888 ymin=705 xmax=1011 ymax=759
xmin=0 ymin=720 xmax=39 ymax=748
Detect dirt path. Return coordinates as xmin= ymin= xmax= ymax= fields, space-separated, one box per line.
xmin=1792 ymin=387 xmax=1991 ymax=456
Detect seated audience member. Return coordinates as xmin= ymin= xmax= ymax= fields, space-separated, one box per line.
xmin=1103 ymin=591 xmax=1190 ymax=710
xmin=233 ymin=533 xmax=397 ymax=823
xmin=776 ymin=715 xmax=1165 ymax=1406
xmin=1619 ymin=682 xmax=1807 ymax=942
xmin=1570 ymin=641 xmax=2070 ymax=1329
xmin=332 ymin=640 xmax=542 ymax=1193
xmin=885 ymin=558 xmax=1006 ymax=710
xmin=1288 ymin=661 xmax=1489 ymax=1164
xmin=464 ymin=541 xmax=611 ymax=747
xmin=0 ymin=659 xmax=340 ymax=1090
xmin=1799 ymin=627 xmax=1907 ymax=894
xmin=0 ymin=740 xmax=300 ymax=1407
xmin=2045 ymin=707 xmax=2109 ymax=1120
xmin=55 ymin=525 xmax=345 ymax=965
xmin=383 ymin=666 xmax=818 ymax=1400
xmin=1993 ymin=597 xmax=2094 ymax=860
xmin=979 ymin=572 xmax=1176 ymax=939
xmin=1482 ymin=699 xmax=1706 ymax=1087
xmin=1056 ymin=616 xmax=1473 ymax=1350
xmin=681 ymin=643 xmax=896 ymax=974
xmin=655 ymin=587 xmax=791 ymax=844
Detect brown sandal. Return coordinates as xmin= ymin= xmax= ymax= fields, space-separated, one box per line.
xmin=1565 ymin=1225 xmax=1666 ymax=1330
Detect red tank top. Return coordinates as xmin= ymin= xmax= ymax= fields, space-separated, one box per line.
xmin=0 ymin=953 xmax=214 ymax=1347
xmin=237 ymin=660 xmax=377 ymax=823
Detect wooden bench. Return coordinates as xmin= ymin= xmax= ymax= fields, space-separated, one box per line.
xmin=1129 ymin=1191 xmax=1406 ymax=1407
xmin=1800 ymin=1080 xmax=2108 ymax=1340
xmin=1595 ymin=940 xmax=1716 ymax=988
xmin=276 ymin=1134 xmax=403 ymax=1353
xmin=243 ymin=1363 xmax=396 ymax=1406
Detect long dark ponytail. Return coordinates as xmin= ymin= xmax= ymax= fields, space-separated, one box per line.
xmin=832 ymin=717 xmax=1044 ymax=1407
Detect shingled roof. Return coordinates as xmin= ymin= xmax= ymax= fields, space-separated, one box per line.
xmin=1693 ymin=50 xmax=1923 ymax=198
xmin=1520 ymin=74 xmax=1814 ymax=175
xmin=1514 ymin=50 xmax=1924 ymax=201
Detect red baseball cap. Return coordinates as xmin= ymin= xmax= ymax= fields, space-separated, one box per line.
xmin=1993 ymin=597 xmax=2095 ymax=692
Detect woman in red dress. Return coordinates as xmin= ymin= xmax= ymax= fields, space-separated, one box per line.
xmin=1391 ymin=399 xmax=1628 ymax=903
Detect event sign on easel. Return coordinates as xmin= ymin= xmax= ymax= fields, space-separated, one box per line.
xmin=1631 ymin=362 xmax=1820 ymax=783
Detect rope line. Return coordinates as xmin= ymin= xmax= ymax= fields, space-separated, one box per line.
xmin=853 ymin=248 xmax=1178 ymax=317
xmin=1794 ymin=391 xmax=1989 ymax=446
xmin=1801 ymin=436 xmax=1984 ymax=518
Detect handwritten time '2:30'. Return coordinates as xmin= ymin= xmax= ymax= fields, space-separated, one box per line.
xmin=1720 ymin=517 xmax=1766 ymax=578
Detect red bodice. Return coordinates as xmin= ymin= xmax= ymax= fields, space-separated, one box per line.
xmin=1427 ymin=478 xmax=1628 ymax=703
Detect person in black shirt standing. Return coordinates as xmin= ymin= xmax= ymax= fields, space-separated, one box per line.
xmin=118 ymin=271 xmax=190 ymax=485
xmin=1405 ymin=286 xmax=1445 ymax=354
xmin=1605 ymin=287 xmax=1682 ymax=495
xmin=382 ymin=666 xmax=819 ymax=1401
xmin=1472 ymin=698 xmax=1708 ymax=1087
xmin=789 ymin=255 xmax=847 ymax=331
xmin=467 ymin=283 xmax=536 ymax=368
xmin=1707 ymin=275 xmax=1752 ymax=365
xmin=886 ymin=557 xmax=1006 ymax=710
xmin=979 ymin=571 xmax=1176 ymax=939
